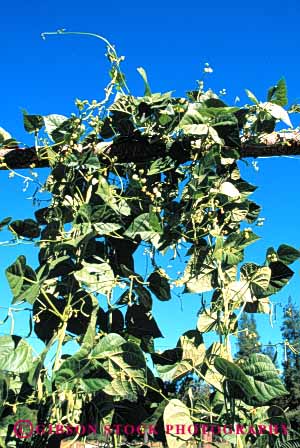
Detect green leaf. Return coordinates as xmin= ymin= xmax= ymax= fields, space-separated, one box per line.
xmin=181 ymin=258 xmax=216 ymax=294
xmin=96 ymin=176 xmax=131 ymax=216
xmin=137 ymin=67 xmax=151 ymax=96
xmin=178 ymin=104 xmax=208 ymax=126
xmin=224 ymin=280 xmax=252 ymax=303
xmin=0 ymin=127 xmax=12 ymax=143
xmin=124 ymin=212 xmax=162 ymax=242
xmin=0 ymin=217 xmax=11 ymax=230
xmin=44 ymin=114 xmax=69 ymax=141
xmin=220 ymin=230 xmax=260 ymax=267
xmin=0 ymin=405 xmax=37 ymax=433
xmin=197 ymin=309 xmax=218 ymax=333
xmin=279 ymin=441 xmax=300 ymax=448
xmin=6 ymin=256 xmax=40 ymax=304
xmin=219 ymin=181 xmax=240 ymax=198
xmin=92 ymin=333 xmax=126 ymax=358
xmin=148 ymin=156 xmax=175 ymax=175
xmin=261 ymin=102 xmax=292 ymax=127
xmin=0 ymin=336 xmax=33 ymax=373
xmin=277 ymin=244 xmax=300 ymax=265
xmin=79 ymin=378 xmax=110 ymax=392
xmin=74 ymin=260 xmax=115 ymax=295
xmin=267 ymin=78 xmax=288 ymax=107
xmin=92 ymin=333 xmax=147 ymax=401
xmin=153 ymin=330 xmax=205 ymax=381
xmin=9 ymin=219 xmax=40 ymax=239
xmin=163 ymin=399 xmax=193 ymax=448
xmin=181 ymin=123 xmax=209 ymax=136
xmin=245 ymin=89 xmax=259 ymax=105
xmin=148 ymin=269 xmax=171 ymax=301
xmin=93 ymin=222 xmax=122 ymax=235
xmin=263 ymin=261 xmax=294 ymax=296
xmin=240 ymin=263 xmax=271 ymax=297
xmin=241 ymin=353 xmax=288 ymax=404
xmin=225 ymin=229 xmax=260 ymax=250
xmin=23 ymin=113 xmax=44 ymax=133
xmin=54 ymin=356 xmax=90 ymax=389
xmin=214 ymin=357 xmax=256 ymax=400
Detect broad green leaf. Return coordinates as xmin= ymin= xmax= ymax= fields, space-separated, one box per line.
xmin=78 ymin=378 xmax=110 ymax=393
xmin=214 ymin=357 xmax=256 ymax=400
xmin=228 ymin=203 xmax=249 ymax=222
xmin=244 ymin=296 xmax=271 ymax=314
xmin=179 ymin=250 xmax=216 ymax=293
xmin=147 ymin=269 xmax=171 ymax=301
xmin=219 ymin=181 xmax=240 ymax=198
xmin=209 ymin=126 xmax=224 ymax=145
xmin=223 ymin=280 xmax=252 ymax=303
xmin=246 ymin=201 xmax=261 ymax=223
xmin=96 ymin=176 xmax=131 ymax=216
xmin=181 ymin=123 xmax=209 ymax=135
xmin=240 ymin=353 xmax=288 ymax=404
xmin=0 ymin=217 xmax=11 ymax=230
xmin=279 ymin=441 xmax=300 ymax=448
xmin=93 ymin=222 xmax=122 ymax=235
xmin=197 ymin=309 xmax=218 ymax=333
xmin=0 ymin=405 xmax=37 ymax=433
xmin=92 ymin=333 xmax=126 ymax=358
xmin=154 ymin=330 xmax=205 ymax=381
xmin=260 ymin=102 xmax=292 ymax=127
xmin=23 ymin=113 xmax=44 ymax=133
xmin=44 ymin=114 xmax=68 ymax=138
xmin=148 ymin=156 xmax=175 ymax=175
xmin=9 ymin=218 xmax=40 ymax=239
xmin=178 ymin=330 xmax=205 ymax=366
xmin=178 ymin=103 xmax=208 ymax=126
xmin=163 ymin=399 xmax=193 ymax=448
xmin=267 ymin=78 xmax=288 ymax=107
xmin=240 ymin=263 xmax=271 ymax=297
xmin=54 ymin=357 xmax=90 ymax=388
xmin=156 ymin=360 xmax=193 ymax=382
xmin=201 ymin=343 xmax=228 ymax=392
xmin=179 ymin=104 xmax=238 ymax=128
xmin=137 ymin=67 xmax=151 ymax=96
xmin=6 ymin=256 xmax=40 ymax=304
xmin=221 ymin=247 xmax=244 ymax=266
xmin=74 ymin=260 xmax=115 ymax=295
xmin=245 ymin=89 xmax=259 ymax=105
xmin=263 ymin=261 xmax=294 ymax=296
xmin=92 ymin=334 xmax=146 ymax=401
xmin=0 ymin=336 xmax=33 ymax=373
xmin=152 ymin=330 xmax=205 ymax=381
xmin=224 ymin=229 xmax=260 ymax=250
xmin=277 ymin=244 xmax=300 ymax=265
xmin=124 ymin=212 xmax=162 ymax=242
xmin=0 ymin=127 xmax=12 ymax=142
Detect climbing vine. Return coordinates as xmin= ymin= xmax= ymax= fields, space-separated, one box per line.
xmin=0 ymin=31 xmax=300 ymax=448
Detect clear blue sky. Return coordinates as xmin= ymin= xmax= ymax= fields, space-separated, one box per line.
xmin=1 ymin=0 xmax=300 ymax=361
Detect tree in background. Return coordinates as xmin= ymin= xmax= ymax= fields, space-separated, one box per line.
xmin=281 ymin=297 xmax=300 ymax=429
xmin=236 ymin=313 xmax=261 ymax=359
xmin=263 ymin=341 xmax=278 ymax=367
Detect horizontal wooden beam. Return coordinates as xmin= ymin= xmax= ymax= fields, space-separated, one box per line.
xmin=1 ymin=132 xmax=300 ymax=170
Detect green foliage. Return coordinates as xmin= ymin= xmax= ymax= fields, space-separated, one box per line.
xmin=0 ymin=31 xmax=299 ymax=448
xmin=236 ymin=313 xmax=261 ymax=359
xmin=281 ymin=298 xmax=300 ymax=430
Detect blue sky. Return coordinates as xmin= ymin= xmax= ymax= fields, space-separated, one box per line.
xmin=1 ymin=0 xmax=300 ymax=361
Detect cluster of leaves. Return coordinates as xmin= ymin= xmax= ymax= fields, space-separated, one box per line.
xmin=0 ymin=33 xmax=300 ymax=448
